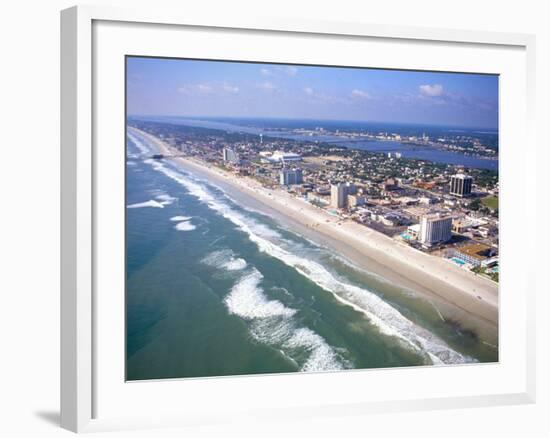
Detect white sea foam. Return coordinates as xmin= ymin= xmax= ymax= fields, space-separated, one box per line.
xmin=155 ymin=193 xmax=176 ymax=206
xmin=227 ymin=270 xmax=348 ymax=371
xmin=201 ymin=249 xmax=248 ymax=272
xmin=170 ymin=215 xmax=192 ymax=222
xmin=224 ymin=258 xmax=248 ymax=271
xmin=202 ymin=249 xmax=234 ymax=268
xmin=136 ymin=133 xmax=472 ymax=366
xmin=127 ymin=200 xmax=165 ymax=209
xmin=127 ymin=131 xmax=151 ymax=155
xmin=174 ymin=221 xmax=196 ymax=231
xmin=284 ymin=327 xmax=347 ymax=372
xmin=225 ymin=269 xmax=296 ymax=319
xmin=244 ymin=234 xmax=471 ymax=364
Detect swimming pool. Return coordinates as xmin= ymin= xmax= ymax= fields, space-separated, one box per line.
xmin=451 ymin=257 xmax=466 ymax=266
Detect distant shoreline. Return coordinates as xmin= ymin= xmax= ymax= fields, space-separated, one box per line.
xmin=130 ymin=127 xmax=499 ymax=344
xmin=130 ymin=116 xmax=499 ymax=171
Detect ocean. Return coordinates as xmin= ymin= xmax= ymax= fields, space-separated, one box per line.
xmin=126 ymin=131 xmax=497 ymax=381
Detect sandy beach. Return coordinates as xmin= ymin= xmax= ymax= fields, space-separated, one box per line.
xmin=131 ymin=127 xmax=499 ymax=340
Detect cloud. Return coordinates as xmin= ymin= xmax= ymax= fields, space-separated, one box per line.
xmin=222 ymin=83 xmax=239 ymax=94
xmin=178 ymin=84 xmax=214 ymax=94
xmin=177 ymin=85 xmax=192 ymax=94
xmin=303 ymin=87 xmax=314 ymax=95
xmin=260 ymin=66 xmax=298 ymax=77
xmin=257 ymin=81 xmax=277 ymax=91
xmin=284 ymin=66 xmax=298 ymax=76
xmin=419 ymin=84 xmax=444 ymax=97
xmin=196 ymin=84 xmax=213 ymax=93
xmin=350 ymin=89 xmax=372 ymax=99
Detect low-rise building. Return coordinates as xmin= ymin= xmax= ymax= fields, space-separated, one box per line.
xmin=270 ymin=151 xmax=302 ymax=164
xmin=347 ymin=194 xmax=366 ymax=207
xmin=453 ymin=243 xmax=497 ymax=267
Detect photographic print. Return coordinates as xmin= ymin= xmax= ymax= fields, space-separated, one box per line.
xmin=125 ymin=57 xmax=499 ymax=381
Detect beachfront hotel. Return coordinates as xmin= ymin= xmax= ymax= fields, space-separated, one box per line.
xmin=222 ymin=147 xmax=240 ymax=165
xmin=331 ymin=183 xmax=347 ymax=208
xmin=279 ymin=168 xmax=303 ymax=186
xmin=419 ymin=214 xmax=453 ymax=246
xmin=450 ymin=173 xmax=473 ymax=197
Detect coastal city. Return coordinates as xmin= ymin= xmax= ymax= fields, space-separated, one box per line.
xmin=130 ymin=118 xmax=499 ymax=283
xmin=126 ymin=58 xmax=501 ymax=379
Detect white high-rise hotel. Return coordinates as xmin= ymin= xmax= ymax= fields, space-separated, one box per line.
xmin=330 ymin=183 xmax=347 ymax=208
xmin=419 ymin=215 xmax=452 ymax=245
xmin=222 ymin=147 xmax=240 ymax=164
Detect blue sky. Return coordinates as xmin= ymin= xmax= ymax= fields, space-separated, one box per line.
xmin=127 ymin=57 xmax=499 ymax=129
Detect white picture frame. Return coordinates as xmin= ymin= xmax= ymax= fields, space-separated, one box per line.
xmin=60 ymin=4 xmax=536 ymax=433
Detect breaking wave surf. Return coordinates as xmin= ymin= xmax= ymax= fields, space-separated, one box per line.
xmin=226 ymin=268 xmax=349 ymax=371
xmin=130 ymin=131 xmax=474 ymax=366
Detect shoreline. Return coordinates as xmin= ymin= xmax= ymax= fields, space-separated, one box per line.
xmin=131 ymin=127 xmax=499 ymax=342
xmin=136 ymin=117 xmax=498 ymax=170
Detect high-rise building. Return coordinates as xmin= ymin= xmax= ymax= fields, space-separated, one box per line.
xmin=450 ymin=173 xmax=473 ymax=197
xmin=222 ymin=147 xmax=240 ymax=164
xmin=419 ymin=215 xmax=452 ymax=245
xmin=279 ymin=168 xmax=303 ymax=186
xmin=331 ymin=183 xmax=347 ymax=208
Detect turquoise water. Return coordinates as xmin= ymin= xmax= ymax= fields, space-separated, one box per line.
xmin=125 ymin=130 xmax=497 ymax=381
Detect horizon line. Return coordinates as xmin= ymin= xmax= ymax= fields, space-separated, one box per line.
xmin=127 ymin=114 xmax=499 ymax=132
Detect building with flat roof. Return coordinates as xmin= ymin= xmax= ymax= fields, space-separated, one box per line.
xmin=222 ymin=147 xmax=240 ymax=165
xmin=419 ymin=214 xmax=452 ymax=246
xmin=331 ymin=183 xmax=347 ymax=209
xmin=347 ymin=194 xmax=366 ymax=208
xmin=279 ymin=168 xmax=303 ymax=186
xmin=270 ymin=151 xmax=302 ymax=164
xmin=453 ymin=243 xmax=496 ymax=267
xmin=407 ymin=223 xmax=421 ymax=239
xmin=450 ymin=173 xmax=473 ymax=197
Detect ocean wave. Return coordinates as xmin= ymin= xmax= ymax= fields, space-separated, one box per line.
xmin=246 ymin=233 xmax=472 ymax=364
xmin=136 ymin=133 xmax=473 ymax=366
xmin=224 ymin=258 xmax=248 ymax=271
xmin=201 ymin=249 xmax=248 ymax=272
xmin=127 ymin=200 xmax=165 ymax=209
xmin=127 ymin=131 xmax=151 ymax=155
xmin=174 ymin=221 xmax=196 ymax=231
xmin=326 ymin=251 xmax=420 ymax=297
xmin=170 ymin=215 xmax=192 ymax=222
xmin=225 ymin=269 xmax=296 ymax=319
xmin=155 ymin=193 xmax=177 ymax=206
xmin=227 ymin=269 xmax=349 ymax=371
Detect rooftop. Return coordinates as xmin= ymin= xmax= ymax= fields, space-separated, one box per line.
xmin=453 ymin=173 xmax=473 ymax=180
xmin=455 ymin=243 xmax=493 ymax=261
